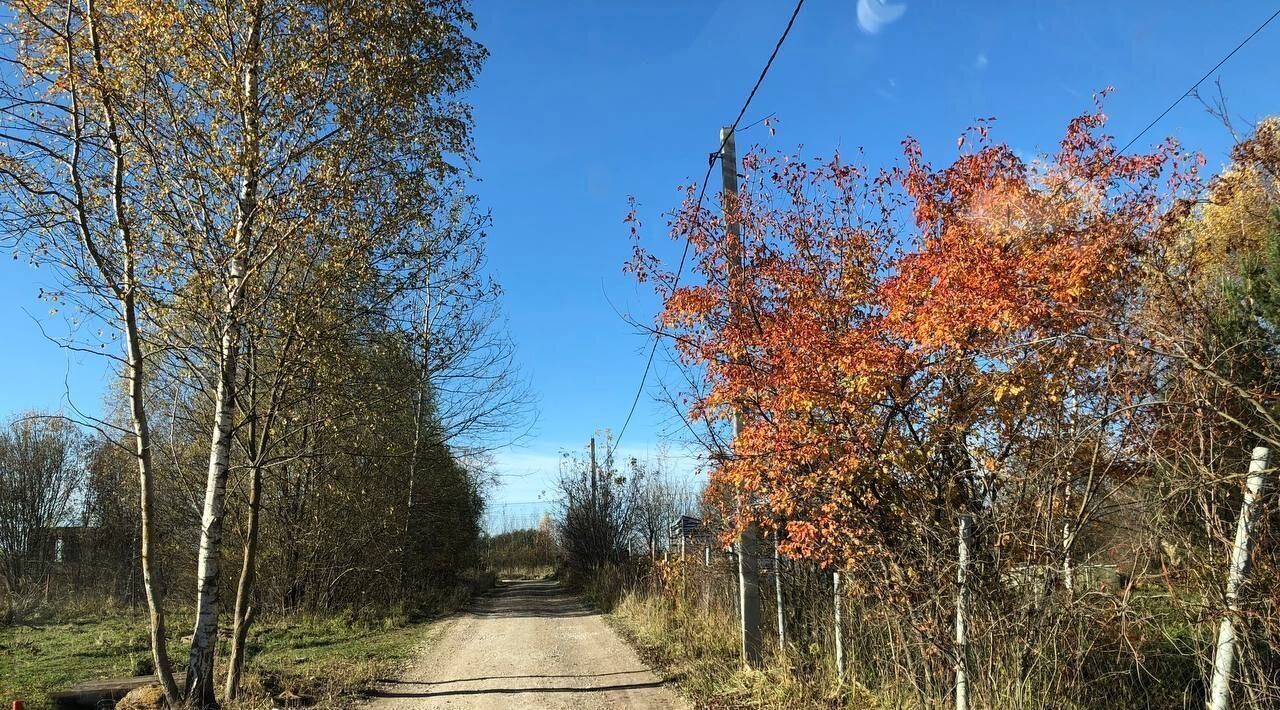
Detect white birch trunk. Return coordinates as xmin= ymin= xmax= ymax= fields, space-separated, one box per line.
xmin=185 ymin=328 xmax=239 ymax=706
xmin=1062 ymin=480 xmax=1074 ymax=596
xmin=1207 ymin=446 xmax=1270 ymax=710
xmin=78 ymin=1 xmax=181 ymax=701
xmin=186 ymin=6 xmax=260 ymax=704
xmin=127 ymin=307 xmax=181 ymax=703
xmin=126 ymin=297 xmax=181 ymax=702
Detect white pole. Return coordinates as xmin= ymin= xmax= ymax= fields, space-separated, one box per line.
xmin=1207 ymin=446 xmax=1271 ymax=710
xmin=955 ymin=509 xmax=972 ymax=710
xmin=834 ymin=570 xmax=844 ymax=682
xmin=1062 ymin=480 xmax=1074 ymax=596
xmin=775 ymin=533 xmax=786 ymax=649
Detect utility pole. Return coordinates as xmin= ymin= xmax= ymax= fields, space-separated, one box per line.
xmin=721 ymin=125 xmax=763 ymax=667
xmin=589 ymin=436 xmax=598 ymax=510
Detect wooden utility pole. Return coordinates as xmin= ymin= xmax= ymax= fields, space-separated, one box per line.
xmin=1207 ymin=446 xmax=1271 ymax=710
xmin=721 ymin=125 xmax=763 ymax=667
xmin=589 ymin=436 xmax=598 ymax=510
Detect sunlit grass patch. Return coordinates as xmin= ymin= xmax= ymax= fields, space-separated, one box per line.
xmin=0 ymin=610 xmax=445 ymax=710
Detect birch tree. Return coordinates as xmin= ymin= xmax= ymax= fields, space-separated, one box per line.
xmin=102 ymin=2 xmax=483 ymax=702
xmin=0 ymin=1 xmax=184 ymax=701
xmin=5 ymin=0 xmax=486 ymax=704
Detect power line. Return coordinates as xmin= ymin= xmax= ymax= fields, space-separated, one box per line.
xmin=1117 ymin=7 xmax=1280 ymax=156
xmin=736 ymin=112 xmax=777 ymax=133
xmin=608 ymin=0 xmax=805 ymax=458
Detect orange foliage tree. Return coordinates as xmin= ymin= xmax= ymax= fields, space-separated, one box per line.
xmin=631 ymin=100 xmax=1192 ymax=610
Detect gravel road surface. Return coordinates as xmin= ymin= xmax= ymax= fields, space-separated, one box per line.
xmin=366 ymin=579 xmax=688 ymax=709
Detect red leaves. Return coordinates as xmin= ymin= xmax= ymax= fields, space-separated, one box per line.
xmin=886 ymin=104 xmax=1180 ymax=353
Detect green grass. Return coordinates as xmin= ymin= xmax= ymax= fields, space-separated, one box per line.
xmin=1 ymin=613 xmax=157 ymax=708
xmin=230 ymin=612 xmax=446 ymax=708
xmin=0 ymin=610 xmax=445 ymax=710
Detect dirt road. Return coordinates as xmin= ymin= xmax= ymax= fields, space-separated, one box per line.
xmin=366 ymin=579 xmax=688 ymax=709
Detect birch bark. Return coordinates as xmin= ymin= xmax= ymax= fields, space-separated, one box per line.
xmin=185 ymin=5 xmax=261 ymax=704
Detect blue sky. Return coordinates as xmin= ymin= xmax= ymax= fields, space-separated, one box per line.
xmin=3 ymin=1 xmax=1280 ymax=528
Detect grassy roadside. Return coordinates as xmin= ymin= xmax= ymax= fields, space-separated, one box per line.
xmin=565 ymin=560 xmax=894 ymax=710
xmin=607 ymin=591 xmax=880 ymax=710
xmin=2 ymin=611 xmax=158 ymax=708
xmin=225 ymin=612 xmax=451 ymax=709
xmin=1 ymin=574 xmax=494 ymax=710
xmin=600 ymin=576 xmax=1206 ymax=709
xmin=0 ymin=610 xmax=447 ymax=710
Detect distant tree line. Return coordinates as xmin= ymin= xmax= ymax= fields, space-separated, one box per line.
xmin=553 ymin=437 xmax=696 ymax=575
xmin=481 ymin=524 xmax=557 ymax=578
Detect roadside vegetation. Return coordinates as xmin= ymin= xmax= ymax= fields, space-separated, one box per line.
xmin=609 ymin=583 xmax=858 ymax=710
xmin=553 ymin=114 xmax=1280 ymax=709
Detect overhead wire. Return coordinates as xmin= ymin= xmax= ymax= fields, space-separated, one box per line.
xmin=606 ymin=0 xmax=806 ymax=459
